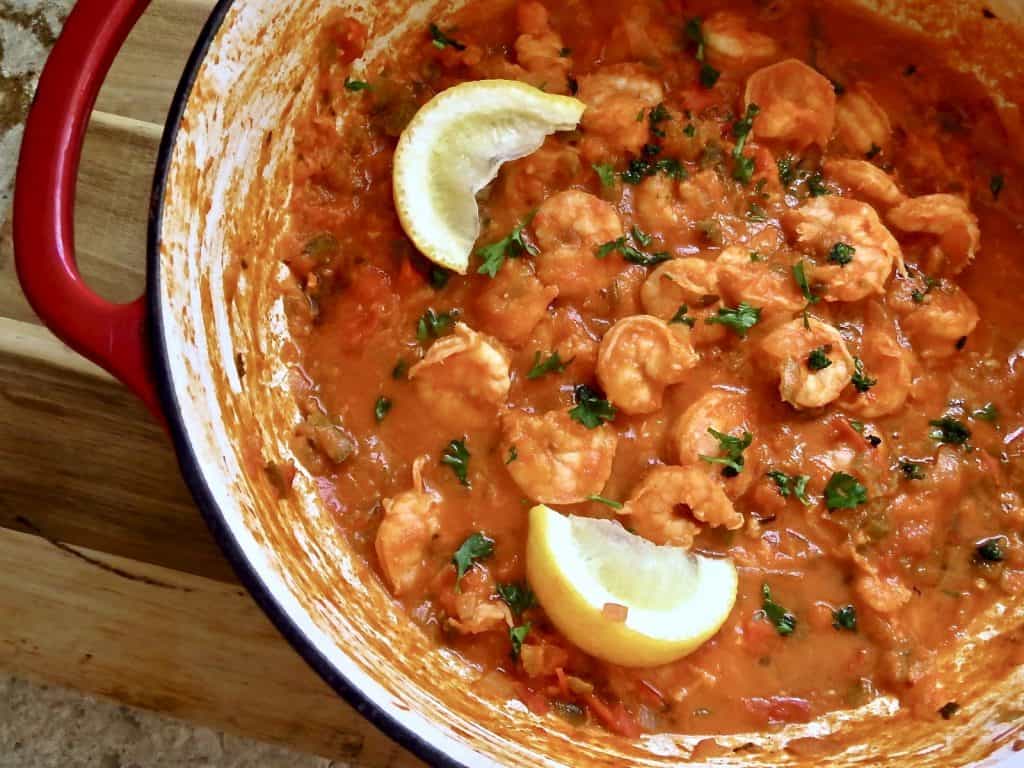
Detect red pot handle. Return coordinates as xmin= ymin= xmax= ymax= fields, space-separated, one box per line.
xmin=13 ymin=0 xmax=161 ymax=419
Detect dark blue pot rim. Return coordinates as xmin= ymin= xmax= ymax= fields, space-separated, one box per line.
xmin=145 ymin=4 xmax=472 ymax=766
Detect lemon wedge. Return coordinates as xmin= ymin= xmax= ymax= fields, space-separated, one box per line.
xmin=392 ymin=80 xmax=585 ymax=274
xmin=526 ymin=505 xmax=738 ymax=668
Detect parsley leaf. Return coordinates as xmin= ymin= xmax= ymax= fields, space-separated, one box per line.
xmin=631 ymin=225 xmax=653 ymax=247
xmin=392 ymin=358 xmax=408 ymax=380
xmin=509 ymin=622 xmax=532 ymax=658
xmin=777 ymin=155 xmax=796 ymax=187
xmin=344 ymin=77 xmax=371 ymax=92
xmin=670 ymin=304 xmax=696 ymax=327
xmin=699 ymin=428 xmax=753 ymax=477
xmin=588 ymin=494 xmax=624 ymax=510
xmin=929 ymin=417 xmax=971 ymax=445
xmin=991 ymin=174 xmax=1005 ymax=200
xmin=506 ymin=446 xmax=518 ymax=464
xmin=648 ymin=102 xmax=671 ymax=137
xmin=374 ymin=396 xmax=392 ymax=423
xmin=977 ymin=536 xmax=1006 ymax=563
xmin=824 ymin=471 xmax=868 ymax=510
xmin=973 ymin=402 xmax=999 ymax=422
xmin=806 ymin=171 xmax=829 ymax=197
xmin=685 ymin=18 xmax=720 ymax=88
xmin=527 ymin=351 xmax=568 ymax=380
xmin=828 ymin=242 xmax=856 ymax=266
xmin=865 ymin=142 xmax=882 ymax=160
xmin=593 ymin=162 xmax=617 ymax=188
xmin=731 ymin=103 xmax=760 ymax=184
xmin=595 ymin=229 xmax=671 ymax=267
xmin=476 ymin=218 xmax=538 ymax=278
xmin=898 ymin=459 xmax=926 ymax=480
xmin=705 ymin=302 xmax=762 ymax=338
xmin=441 ymin=438 xmax=471 ymax=486
xmin=620 ymin=157 xmax=687 ymax=185
xmin=761 ymin=583 xmax=797 ymax=636
xmin=497 ymin=582 xmax=537 ymax=617
xmin=767 ymin=470 xmax=812 ymax=506
xmin=429 ymin=23 xmax=465 ymax=50
xmin=832 ymin=604 xmax=857 ymax=632
xmin=429 ymin=266 xmax=451 ymax=290
xmin=684 ymin=123 xmax=697 ymax=138
xmin=569 ymin=385 xmax=616 ymax=429
xmin=417 ymin=308 xmax=456 ymax=343
xmin=851 ymin=357 xmax=877 ymax=393
xmin=452 ymin=532 xmax=494 ymax=588
xmin=807 ymin=345 xmax=833 ymax=371
xmin=792 ymin=260 xmax=820 ymax=304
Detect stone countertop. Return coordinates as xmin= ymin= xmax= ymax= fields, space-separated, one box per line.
xmin=0 ymin=3 xmax=337 ymax=766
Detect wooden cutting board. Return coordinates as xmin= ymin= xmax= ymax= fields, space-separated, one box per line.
xmin=0 ymin=2 xmax=420 ymax=765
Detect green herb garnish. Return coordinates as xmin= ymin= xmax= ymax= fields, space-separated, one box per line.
xmin=506 ymin=445 xmax=518 ymax=464
xmin=852 ymin=357 xmax=877 ymax=393
xmin=588 ymin=494 xmax=624 ymax=510
xmin=898 ymin=459 xmax=926 ymax=480
xmin=767 ymin=470 xmax=812 ymax=506
xmin=828 ymin=242 xmax=856 ymax=266
xmin=670 ymin=304 xmax=697 ymax=327
xmin=731 ymin=103 xmax=760 ymax=183
xmin=807 ymin=346 xmax=833 ymax=371
xmin=977 ymin=536 xmax=1006 ymax=563
xmin=684 ymin=18 xmax=721 ymax=88
xmin=973 ymin=403 xmax=999 ymax=422
xmin=344 ymin=77 xmax=371 ymax=92
xmin=476 ymin=218 xmax=538 ymax=278
xmin=807 ymin=171 xmax=829 ymax=197
xmin=991 ymin=174 xmax=1005 ymax=200
xmin=442 ymin=438 xmax=471 ymax=486
xmin=430 ymin=23 xmax=465 ymax=50
xmin=569 ymin=385 xmax=616 ymax=429
xmin=761 ymin=583 xmax=797 ymax=636
xmin=929 ymin=417 xmax=971 ymax=445
xmin=374 ymin=396 xmax=392 ymax=423
xmin=593 ymin=162 xmax=617 ymax=188
xmin=452 ymin=532 xmax=494 ymax=587
xmin=510 ymin=622 xmax=532 ymax=658
xmin=699 ymin=428 xmax=753 ymax=477
xmin=527 ymin=350 xmax=568 ymax=380
xmin=832 ymin=604 xmax=857 ymax=631
xmin=792 ymin=260 xmax=820 ymax=304
xmin=498 ymin=582 xmax=537 ymax=617
xmin=429 ymin=266 xmax=451 ymax=290
xmin=705 ymin=302 xmax=762 ymax=338
xmin=824 ymin=471 xmax=868 ymax=510
xmin=417 ymin=308 xmax=456 ymax=342
xmin=392 ymin=358 xmax=408 ymax=380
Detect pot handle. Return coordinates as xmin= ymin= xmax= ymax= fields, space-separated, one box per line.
xmin=13 ymin=0 xmax=161 ymax=419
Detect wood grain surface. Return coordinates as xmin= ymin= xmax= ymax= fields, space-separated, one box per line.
xmin=0 ymin=1 xmax=420 ymax=763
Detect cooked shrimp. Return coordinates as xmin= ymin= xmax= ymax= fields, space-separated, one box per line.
xmin=835 ymin=86 xmax=892 ymax=155
xmin=596 ymin=315 xmax=699 ymax=415
xmin=475 ymin=259 xmax=558 ymax=347
xmin=671 ymin=389 xmax=760 ymax=498
xmin=716 ymin=246 xmax=805 ymax=317
xmin=578 ymin=64 xmax=665 ymax=159
xmin=528 ymin=306 xmax=601 ymax=380
xmin=440 ymin=566 xmax=513 ymax=635
xmin=784 ymin=197 xmax=903 ymax=302
xmin=619 ymin=466 xmax=743 ymax=548
xmin=888 ymin=276 xmax=979 ymax=359
xmin=634 ymin=174 xmax=686 ymax=236
xmin=410 ymin=323 xmax=511 ymax=428
xmin=533 ymin=190 xmax=625 ymax=300
xmin=887 ymin=194 xmax=980 ymax=276
xmin=640 ymin=258 xmax=727 ymax=347
xmin=823 ymin=159 xmax=905 ymax=210
xmin=851 ymin=551 xmax=912 ymax=615
xmin=495 ymin=138 xmax=582 ymax=211
xmin=842 ymin=301 xmax=914 ymax=418
xmin=703 ymin=12 xmax=778 ymax=69
xmin=375 ymin=457 xmax=440 ymax=597
xmin=514 ymin=1 xmax=572 ymax=93
xmin=745 ymin=59 xmax=836 ymax=150
xmin=501 ymin=409 xmax=618 ymax=505
xmin=679 ymin=169 xmax=732 ymax=222
xmin=759 ymin=317 xmax=855 ymax=410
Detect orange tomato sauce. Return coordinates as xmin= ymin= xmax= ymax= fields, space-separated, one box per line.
xmin=279 ymin=0 xmax=1024 ymax=736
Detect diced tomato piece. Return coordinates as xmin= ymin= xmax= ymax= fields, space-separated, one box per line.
xmin=742 ymin=695 xmax=813 ymax=726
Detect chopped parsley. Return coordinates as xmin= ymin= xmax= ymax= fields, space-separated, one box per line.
xmin=991 ymin=174 xmax=1005 ymax=200
xmin=527 ymin=351 xmax=568 ymax=380
xmin=648 ymin=102 xmax=671 ymax=137
xmin=569 ymin=385 xmax=617 ymax=429
xmin=476 ymin=218 xmax=538 ymax=277
xmin=898 ymin=459 xmax=926 ymax=480
xmin=747 ymin=202 xmax=768 ymax=222
xmin=973 ymin=402 xmax=999 ymax=422
xmin=976 ymin=536 xmax=1006 ymax=563
xmin=429 ymin=266 xmax=451 ymax=290
xmin=506 ymin=446 xmax=518 ymax=464
xmin=828 ymin=242 xmax=856 ymax=266
xmin=807 ymin=345 xmax=833 ymax=371
xmin=684 ymin=18 xmax=720 ymax=88
xmin=929 ymin=417 xmax=971 ymax=446
xmin=595 ymin=228 xmax=671 ymax=267
xmin=806 ymin=170 xmax=829 ymax=197
xmin=344 ymin=77 xmax=371 ymax=92
xmin=824 ymin=471 xmax=868 ymax=510
xmin=670 ymin=304 xmax=697 ymax=327
xmin=832 ymin=604 xmax=857 ymax=632
xmin=911 ymin=275 xmax=939 ymax=303
xmin=417 ymin=308 xmax=456 ymax=342
xmin=767 ymin=470 xmax=812 ymax=506
xmin=392 ymin=358 xmax=408 ymax=380
xmin=849 ymin=419 xmax=865 ymax=434
xmin=593 ymin=162 xmax=617 ymax=188
xmin=452 ymin=532 xmax=494 ymax=587
xmin=731 ymin=103 xmax=761 ymax=184
xmin=700 ymin=428 xmax=753 ymax=477
xmin=497 ymin=582 xmax=537 ymax=617
xmin=441 ymin=438 xmax=471 ymax=486
xmin=509 ymin=622 xmax=532 ymax=658
xmin=374 ymin=396 xmax=392 ymax=423
xmin=761 ymin=583 xmax=797 ymax=636
xmin=792 ymin=260 xmax=820 ymax=304
xmin=852 ymin=357 xmax=877 ymax=393
xmin=777 ymin=155 xmax=797 ymax=187
xmin=684 ymin=122 xmax=697 ymax=138
xmin=705 ymin=302 xmax=762 ymax=338
xmin=429 ymin=23 xmax=465 ymax=50
xmin=588 ymin=494 xmax=624 ymax=510
xmin=620 ymin=157 xmax=687 ymax=185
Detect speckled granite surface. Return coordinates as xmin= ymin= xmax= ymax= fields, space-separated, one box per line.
xmin=0 ymin=3 xmax=340 ymax=765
